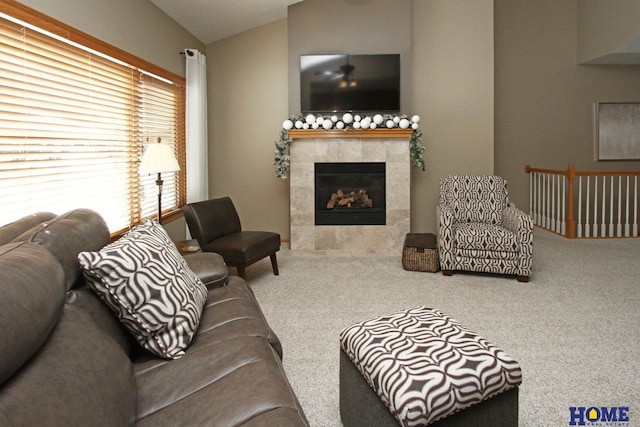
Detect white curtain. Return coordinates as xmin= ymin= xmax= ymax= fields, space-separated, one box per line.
xmin=185 ymin=49 xmax=208 ymax=204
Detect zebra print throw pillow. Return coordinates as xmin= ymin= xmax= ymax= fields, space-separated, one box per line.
xmin=78 ymin=219 xmax=208 ymax=359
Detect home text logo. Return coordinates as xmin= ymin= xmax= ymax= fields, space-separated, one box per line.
xmin=569 ymin=406 xmax=630 ymax=426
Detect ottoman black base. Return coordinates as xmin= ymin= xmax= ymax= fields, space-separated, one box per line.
xmin=340 ymin=349 xmax=520 ymax=427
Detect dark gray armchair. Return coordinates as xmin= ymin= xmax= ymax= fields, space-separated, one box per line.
xmin=182 ymin=197 xmax=280 ymax=279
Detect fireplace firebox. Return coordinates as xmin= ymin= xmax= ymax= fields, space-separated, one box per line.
xmin=314 ymin=162 xmax=386 ymax=225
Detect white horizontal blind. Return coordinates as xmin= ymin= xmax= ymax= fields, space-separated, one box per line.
xmin=0 ymin=12 xmax=184 ymax=233
xmin=138 ymin=74 xmax=184 ymax=221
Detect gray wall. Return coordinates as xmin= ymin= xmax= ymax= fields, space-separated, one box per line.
xmin=18 ymin=0 xmax=204 ymax=78
xmin=494 ymin=0 xmax=640 ymax=210
xmin=578 ymin=0 xmax=640 ymax=64
xmin=287 ymin=0 xmax=412 ymax=114
xmin=207 ymin=0 xmax=494 ymax=239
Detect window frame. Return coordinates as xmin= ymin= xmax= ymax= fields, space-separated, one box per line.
xmin=0 ymin=0 xmax=187 ymax=237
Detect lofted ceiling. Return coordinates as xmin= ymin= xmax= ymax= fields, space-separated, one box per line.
xmin=149 ymin=0 xmax=304 ymax=45
xmin=149 ymin=0 xmax=640 ymax=64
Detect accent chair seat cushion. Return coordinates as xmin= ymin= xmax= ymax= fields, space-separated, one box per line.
xmin=454 ymin=222 xmax=520 ymax=253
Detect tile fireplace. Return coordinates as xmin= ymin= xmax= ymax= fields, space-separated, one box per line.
xmin=289 ymin=129 xmax=412 ymax=255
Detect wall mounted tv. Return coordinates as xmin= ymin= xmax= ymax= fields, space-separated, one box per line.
xmin=300 ymin=54 xmax=400 ymax=113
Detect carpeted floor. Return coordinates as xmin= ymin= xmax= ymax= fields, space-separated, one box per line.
xmin=244 ymin=229 xmax=640 ymax=426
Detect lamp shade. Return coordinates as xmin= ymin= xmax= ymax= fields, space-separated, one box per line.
xmin=140 ymin=143 xmax=180 ymax=174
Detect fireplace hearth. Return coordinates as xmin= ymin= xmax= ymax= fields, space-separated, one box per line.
xmin=315 ymin=162 xmax=385 ymax=226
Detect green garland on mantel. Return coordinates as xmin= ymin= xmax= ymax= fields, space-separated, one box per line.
xmin=273 ymin=113 xmax=425 ymax=179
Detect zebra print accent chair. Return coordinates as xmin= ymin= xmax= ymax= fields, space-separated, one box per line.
xmin=437 ymin=174 xmax=533 ymax=282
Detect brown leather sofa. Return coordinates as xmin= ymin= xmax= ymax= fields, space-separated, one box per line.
xmin=0 ymin=209 xmax=308 ymax=426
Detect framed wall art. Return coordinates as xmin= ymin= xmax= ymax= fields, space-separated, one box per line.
xmin=596 ymin=102 xmax=640 ymax=160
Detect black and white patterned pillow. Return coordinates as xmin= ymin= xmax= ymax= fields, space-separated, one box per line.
xmin=78 ymin=219 xmax=208 ymax=359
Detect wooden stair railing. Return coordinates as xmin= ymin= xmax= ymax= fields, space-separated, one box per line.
xmin=525 ymin=165 xmax=640 ymax=238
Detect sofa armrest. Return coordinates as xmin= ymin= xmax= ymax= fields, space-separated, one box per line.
xmin=183 ymin=252 xmax=228 ymax=289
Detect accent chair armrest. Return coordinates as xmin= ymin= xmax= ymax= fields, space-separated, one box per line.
xmin=502 ymin=204 xmax=534 ymax=242
xmin=436 ymin=204 xmax=457 ymax=270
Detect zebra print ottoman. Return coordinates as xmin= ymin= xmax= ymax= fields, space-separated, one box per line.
xmin=339 ymin=307 xmax=522 ymax=427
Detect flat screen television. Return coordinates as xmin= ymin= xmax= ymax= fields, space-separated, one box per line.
xmin=300 ymin=54 xmax=400 ymax=113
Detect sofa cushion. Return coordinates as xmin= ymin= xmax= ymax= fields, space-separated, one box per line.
xmin=0 ymin=303 xmax=136 ymax=427
xmin=67 ymin=285 xmax=140 ymax=358
xmin=0 ymin=242 xmax=66 ymax=385
xmin=133 ymin=277 xmax=284 ymax=370
xmin=134 ymin=335 xmax=308 ymax=426
xmin=78 ymin=219 xmax=208 ymax=359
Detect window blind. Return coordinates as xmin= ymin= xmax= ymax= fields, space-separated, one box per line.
xmin=0 ymin=7 xmax=186 ymax=235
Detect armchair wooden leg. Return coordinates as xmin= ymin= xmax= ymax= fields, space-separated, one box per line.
xmin=237 ymin=266 xmax=246 ymax=279
xmin=517 ymin=275 xmax=529 ymax=282
xmin=442 ymin=269 xmax=453 ymax=276
xmin=270 ymin=253 xmax=279 ymax=276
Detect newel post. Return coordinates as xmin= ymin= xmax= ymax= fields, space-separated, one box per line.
xmin=565 ymin=164 xmax=576 ymax=238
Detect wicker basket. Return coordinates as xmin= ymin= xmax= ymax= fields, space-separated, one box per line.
xmin=402 ymin=233 xmax=440 ymax=273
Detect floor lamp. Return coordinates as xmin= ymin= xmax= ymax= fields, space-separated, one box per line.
xmin=139 ymin=138 xmax=180 ymax=225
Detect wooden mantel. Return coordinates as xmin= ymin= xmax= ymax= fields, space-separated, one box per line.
xmin=288 ymin=129 xmax=414 ymax=139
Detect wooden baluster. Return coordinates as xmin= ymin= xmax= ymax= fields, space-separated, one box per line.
xmin=625 ymin=176 xmax=630 ymax=237
xmin=593 ymin=176 xmax=599 ymax=237
xmin=633 ymin=175 xmax=640 ymax=236
xmin=616 ymin=176 xmax=621 ymax=237
xmin=585 ymin=176 xmax=591 ymax=237
xmin=537 ymin=172 xmax=542 ymax=226
xmin=551 ymin=174 xmax=554 ymax=231
xmin=601 ymin=176 xmax=607 ymax=237
xmin=558 ymin=178 xmax=567 ymax=236
xmin=577 ymin=175 xmax=583 ymax=238
xmin=566 ymin=165 xmax=576 ymax=238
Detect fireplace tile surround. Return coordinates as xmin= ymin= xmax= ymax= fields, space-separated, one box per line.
xmin=289 ymin=129 xmax=412 ymax=255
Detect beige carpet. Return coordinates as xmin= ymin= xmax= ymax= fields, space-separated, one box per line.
xmin=245 ymin=229 xmax=640 ymax=426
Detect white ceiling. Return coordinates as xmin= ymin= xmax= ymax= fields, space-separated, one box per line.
xmin=149 ymin=0 xmax=304 ymax=45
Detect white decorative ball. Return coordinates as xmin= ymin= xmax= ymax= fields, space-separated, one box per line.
xmin=312 ymin=122 xmax=319 ymax=129
xmin=322 ymin=119 xmax=333 ymax=130
xmin=386 ymin=119 xmax=395 ymax=128
xmin=343 ymin=113 xmax=353 ymax=124
xmin=306 ymin=114 xmax=316 ymax=124
xmin=353 ymin=121 xmax=361 ymax=129
xmin=412 ymin=122 xmax=419 ymax=130
xmin=331 ymin=115 xmax=338 ymax=122
xmin=295 ymin=120 xmax=304 ymax=129
xmin=354 ymin=114 xmax=361 ymax=122
xmin=373 ymin=114 xmax=384 ymax=125
xmin=393 ymin=116 xmax=400 ymax=123
xmin=282 ymin=119 xmax=294 ymax=130
xmin=411 ymin=115 xmax=421 ymax=124
xmin=370 ymin=122 xmax=377 ymax=129
xmin=303 ymin=123 xmax=309 ymax=129
xmin=336 ymin=121 xmax=345 ymax=129
xmin=399 ymin=118 xmax=410 ymax=129
xmin=360 ymin=117 xmax=371 ymax=129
